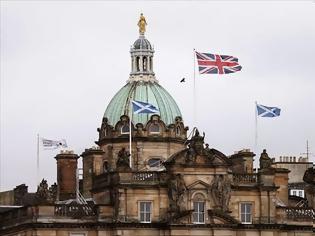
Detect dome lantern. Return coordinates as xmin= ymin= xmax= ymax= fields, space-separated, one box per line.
xmin=129 ymin=14 xmax=156 ymax=82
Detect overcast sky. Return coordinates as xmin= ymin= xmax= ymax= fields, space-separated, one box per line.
xmin=1 ymin=1 xmax=315 ymax=192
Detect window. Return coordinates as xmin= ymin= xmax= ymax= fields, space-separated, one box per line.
xmin=121 ymin=124 xmax=130 ymax=134
xmin=139 ymin=201 xmax=152 ymax=223
xmin=70 ymin=233 xmax=86 ymax=236
xmin=240 ymin=203 xmax=252 ymax=224
xmin=149 ymin=124 xmax=160 ymax=133
xmin=293 ymin=190 xmax=297 ymax=196
xmin=193 ymin=201 xmax=205 ymax=223
xmin=148 ymin=158 xmax=162 ymax=168
xmin=176 ymin=126 xmax=181 ymax=136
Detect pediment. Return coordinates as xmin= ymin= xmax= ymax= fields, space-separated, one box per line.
xmin=187 ymin=180 xmax=211 ymax=190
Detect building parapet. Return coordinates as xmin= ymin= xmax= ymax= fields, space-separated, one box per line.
xmin=233 ymin=173 xmax=258 ymax=185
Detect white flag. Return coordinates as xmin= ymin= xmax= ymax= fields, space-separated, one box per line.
xmin=41 ymin=138 xmax=67 ymax=149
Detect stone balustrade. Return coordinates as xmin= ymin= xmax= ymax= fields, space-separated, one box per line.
xmin=276 ymin=206 xmax=314 ymax=223
xmin=93 ymin=171 xmax=167 ymax=188
xmin=55 ymin=203 xmax=96 ymax=218
xmin=233 ymin=173 xmax=258 ymax=184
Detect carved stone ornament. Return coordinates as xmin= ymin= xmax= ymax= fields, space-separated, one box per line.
xmin=168 ymin=174 xmax=187 ymax=212
xmin=259 ymin=149 xmax=272 ymax=170
xmin=184 ymin=128 xmax=215 ymax=164
xmin=116 ymin=147 xmax=131 ymax=171
xmin=35 ymin=179 xmax=57 ymax=204
xmin=210 ymin=175 xmax=231 ymax=212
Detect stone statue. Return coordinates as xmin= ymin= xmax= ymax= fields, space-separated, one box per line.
xmin=260 ymin=149 xmax=272 ymax=170
xmin=303 ymin=167 xmax=315 ymax=208
xmin=116 ymin=147 xmax=130 ymax=169
xmin=186 ymin=143 xmax=196 ymax=163
xmin=210 ymin=174 xmax=231 ymax=212
xmin=36 ymin=179 xmax=50 ymax=203
xmin=204 ymin=143 xmax=215 ymax=163
xmin=211 ymin=175 xmax=224 ymax=208
xmin=137 ymin=13 xmax=147 ymax=34
xmin=168 ymin=174 xmax=187 ymax=212
xmin=48 ymin=183 xmax=57 ymax=202
xmin=222 ymin=176 xmax=232 ymax=212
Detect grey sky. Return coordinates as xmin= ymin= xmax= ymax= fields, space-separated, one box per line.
xmin=1 ymin=1 xmax=315 ymax=191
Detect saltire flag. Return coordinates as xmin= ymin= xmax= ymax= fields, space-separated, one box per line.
xmin=195 ymin=51 xmax=242 ymax=74
xmin=132 ymin=100 xmax=159 ymax=114
xmin=256 ymin=104 xmax=281 ymax=117
xmin=41 ymin=138 xmax=68 ymax=149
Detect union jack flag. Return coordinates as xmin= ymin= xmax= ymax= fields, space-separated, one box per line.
xmin=196 ymin=51 xmax=242 ymax=74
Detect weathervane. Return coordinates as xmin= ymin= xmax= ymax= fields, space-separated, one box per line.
xmin=137 ymin=13 xmax=147 ymax=35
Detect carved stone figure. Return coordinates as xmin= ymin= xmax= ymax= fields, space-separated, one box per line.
xmin=303 ymin=167 xmax=315 ymax=208
xmin=168 ymin=174 xmax=187 ymax=212
xmin=210 ymin=175 xmax=231 ymax=212
xmin=116 ymin=147 xmax=130 ymax=169
xmin=36 ymin=179 xmax=50 ymax=203
xmin=204 ymin=143 xmax=215 ymax=163
xmin=48 ymin=183 xmax=57 ymax=202
xmin=211 ymin=175 xmax=224 ymax=208
xmin=186 ymin=144 xmax=196 ymax=163
xmin=260 ymin=149 xmax=272 ymax=170
xmin=222 ymin=176 xmax=232 ymax=212
xmin=137 ymin=13 xmax=147 ymax=34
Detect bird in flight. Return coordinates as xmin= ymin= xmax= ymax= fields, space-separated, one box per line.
xmin=180 ymin=78 xmax=185 ymax=83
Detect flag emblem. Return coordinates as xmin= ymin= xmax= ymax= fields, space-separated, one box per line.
xmin=196 ymin=51 xmax=242 ymax=74
xmin=256 ymin=104 xmax=281 ymax=117
xmin=41 ymin=138 xmax=68 ymax=149
xmin=132 ymin=100 xmax=159 ymax=114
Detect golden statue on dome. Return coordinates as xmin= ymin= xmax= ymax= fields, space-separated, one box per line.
xmin=137 ymin=13 xmax=147 ymax=34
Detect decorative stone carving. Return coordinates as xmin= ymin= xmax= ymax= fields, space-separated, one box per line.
xmin=210 ymin=175 xmax=231 ymax=212
xmin=184 ymin=129 xmax=215 ymax=164
xmin=260 ymin=149 xmax=272 ymax=170
xmin=168 ymin=174 xmax=187 ymax=212
xmin=186 ymin=144 xmax=196 ymax=164
xmin=303 ymin=167 xmax=315 ymax=208
xmin=204 ymin=143 xmax=215 ymax=163
xmin=36 ymin=179 xmax=49 ymax=201
xmin=48 ymin=183 xmax=57 ymax=202
xmin=116 ymin=147 xmax=131 ymax=171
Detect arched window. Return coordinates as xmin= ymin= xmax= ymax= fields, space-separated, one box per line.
xmin=149 ymin=124 xmax=160 ymax=133
xmin=143 ymin=56 xmax=147 ymax=71
xmin=136 ymin=57 xmax=140 ymax=71
xmin=176 ymin=126 xmax=181 ymax=136
xmin=121 ymin=124 xmax=130 ymax=134
xmin=192 ymin=193 xmax=205 ymax=224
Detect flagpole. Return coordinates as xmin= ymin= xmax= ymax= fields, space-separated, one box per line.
xmin=193 ymin=48 xmax=196 ymax=127
xmin=129 ymin=101 xmax=132 ymax=168
xmin=254 ymin=101 xmax=258 ymax=170
xmin=37 ymin=134 xmax=40 ymax=186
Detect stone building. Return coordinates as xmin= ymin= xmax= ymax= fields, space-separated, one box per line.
xmin=1 ymin=15 xmax=315 ymax=236
xmin=272 ymin=155 xmax=312 ymax=203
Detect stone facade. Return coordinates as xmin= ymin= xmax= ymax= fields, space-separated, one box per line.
xmin=1 ymin=14 xmax=315 ymax=236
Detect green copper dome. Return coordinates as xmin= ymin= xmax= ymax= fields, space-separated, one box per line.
xmin=104 ymin=81 xmax=182 ymax=126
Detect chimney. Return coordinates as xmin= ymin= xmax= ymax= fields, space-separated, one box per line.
xmin=55 ymin=150 xmax=79 ymax=201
